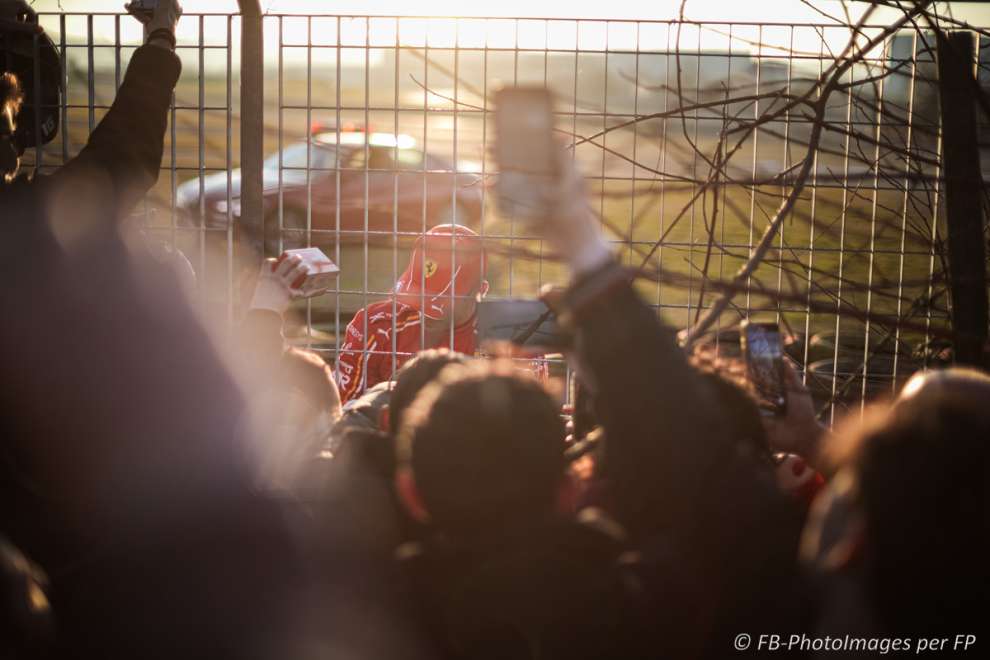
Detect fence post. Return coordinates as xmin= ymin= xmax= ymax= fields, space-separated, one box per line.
xmin=936 ymin=30 xmax=989 ymax=368
xmin=238 ymin=1 xmax=264 ymax=260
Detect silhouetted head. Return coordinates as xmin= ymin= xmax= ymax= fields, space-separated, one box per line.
xmin=396 ymin=360 xmax=567 ymax=534
xmin=387 ymin=348 xmax=470 ymax=436
xmin=803 ymin=367 xmax=990 ymax=635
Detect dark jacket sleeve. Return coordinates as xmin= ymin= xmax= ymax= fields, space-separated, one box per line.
xmin=45 ymin=44 xmax=181 ymax=222
xmin=565 ymin=263 xmax=808 ymax=651
xmin=562 ymin=261 xmax=733 ymax=539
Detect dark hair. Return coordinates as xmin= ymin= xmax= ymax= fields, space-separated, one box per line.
xmin=389 ymin=348 xmax=469 ymax=435
xmin=834 ymin=369 xmax=990 ymax=634
xmin=398 ymin=360 xmax=566 ymax=532
xmin=689 ymin=349 xmax=772 ymax=464
xmin=697 ymin=371 xmax=772 ymax=464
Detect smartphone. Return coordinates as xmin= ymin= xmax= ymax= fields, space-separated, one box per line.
xmin=741 ymin=320 xmax=787 ymax=416
xmin=493 ymin=87 xmax=557 ymax=219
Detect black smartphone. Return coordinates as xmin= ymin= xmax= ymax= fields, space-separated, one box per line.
xmin=741 ymin=320 xmax=787 ymax=416
xmin=493 ymin=87 xmax=557 ymax=219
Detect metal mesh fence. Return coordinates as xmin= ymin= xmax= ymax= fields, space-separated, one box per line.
xmin=24 ymin=9 xmax=990 ymax=419
xmin=27 ymin=11 xmax=240 ymax=319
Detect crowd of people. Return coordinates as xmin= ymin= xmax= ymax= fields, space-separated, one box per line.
xmin=1 ymin=1 xmax=987 ymax=658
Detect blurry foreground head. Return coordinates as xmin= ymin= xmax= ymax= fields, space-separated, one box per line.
xmin=395 ymin=224 xmax=489 ymax=323
xmin=802 ymin=367 xmax=990 ymax=635
xmin=396 ymin=360 xmax=566 ymax=533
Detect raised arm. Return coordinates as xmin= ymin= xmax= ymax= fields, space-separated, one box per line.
xmin=538 ymin=148 xmax=734 ymax=538
xmin=46 ymin=1 xmax=182 ymax=222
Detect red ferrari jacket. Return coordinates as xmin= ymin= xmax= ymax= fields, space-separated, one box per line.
xmin=335 ymin=299 xmax=477 ymax=402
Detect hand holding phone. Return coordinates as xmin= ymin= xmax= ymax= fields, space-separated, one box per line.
xmin=493 ymin=86 xmax=611 ymax=274
xmin=741 ymin=320 xmax=788 ymax=416
xmin=762 ymin=360 xmax=827 ymax=467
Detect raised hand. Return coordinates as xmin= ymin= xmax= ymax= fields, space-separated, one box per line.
xmin=126 ymin=0 xmax=182 ymax=44
xmin=763 ymin=360 xmax=827 ymax=469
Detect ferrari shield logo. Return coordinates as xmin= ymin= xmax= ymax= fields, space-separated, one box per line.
xmin=424 ymin=259 xmax=438 ymax=278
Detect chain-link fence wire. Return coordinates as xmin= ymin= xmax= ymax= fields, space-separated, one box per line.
xmin=22 ymin=2 xmax=990 ymax=419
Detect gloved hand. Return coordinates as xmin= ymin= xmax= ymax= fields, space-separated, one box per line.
xmin=249 ymin=254 xmax=308 ymax=315
xmin=126 ymin=0 xmax=182 ymax=41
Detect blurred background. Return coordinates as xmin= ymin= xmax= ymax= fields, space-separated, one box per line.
xmin=22 ymin=0 xmax=990 ymax=418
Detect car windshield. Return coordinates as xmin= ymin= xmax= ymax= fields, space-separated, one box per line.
xmin=264 ymin=142 xmax=335 ymax=183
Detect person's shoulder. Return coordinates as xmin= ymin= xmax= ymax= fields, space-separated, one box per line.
xmin=284 ymin=345 xmax=332 ymax=377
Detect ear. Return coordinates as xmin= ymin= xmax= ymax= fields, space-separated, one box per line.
xmin=378 ymin=404 xmax=391 ymax=433
xmin=555 ymin=473 xmax=579 ymax=515
xmin=478 ymin=280 xmax=490 ymax=299
xmin=395 ymin=466 xmax=430 ymax=523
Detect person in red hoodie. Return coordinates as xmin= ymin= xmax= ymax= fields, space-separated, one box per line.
xmin=336 ymin=224 xmax=488 ymax=403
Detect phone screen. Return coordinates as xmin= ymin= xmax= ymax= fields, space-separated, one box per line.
xmin=493 ymin=87 xmax=557 ymax=219
xmin=742 ymin=321 xmax=787 ymax=415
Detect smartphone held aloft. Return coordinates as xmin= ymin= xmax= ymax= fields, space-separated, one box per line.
xmin=493 ymin=87 xmax=559 ymax=220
